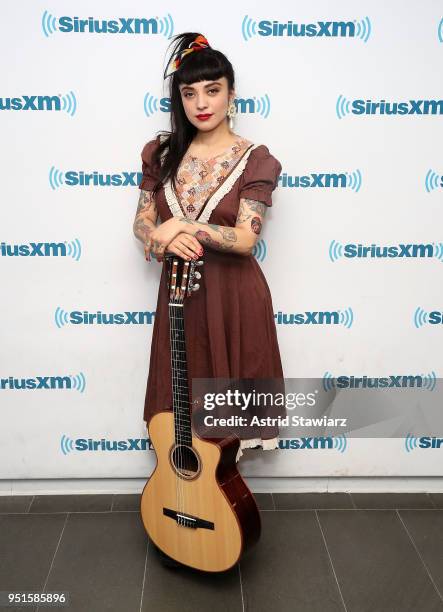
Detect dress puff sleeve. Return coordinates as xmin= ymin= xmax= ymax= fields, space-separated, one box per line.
xmin=238 ymin=145 xmax=282 ymax=207
xmin=138 ymin=135 xmax=161 ymax=191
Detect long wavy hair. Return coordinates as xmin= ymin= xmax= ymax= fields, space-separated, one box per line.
xmin=149 ymin=32 xmax=235 ymax=198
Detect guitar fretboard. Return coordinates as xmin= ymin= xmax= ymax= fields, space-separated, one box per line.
xmin=169 ymin=302 xmax=192 ymax=446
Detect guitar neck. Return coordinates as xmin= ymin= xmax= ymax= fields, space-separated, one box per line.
xmin=168 ymin=302 xmax=192 ymax=446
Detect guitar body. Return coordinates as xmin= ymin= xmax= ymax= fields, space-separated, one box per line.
xmin=140 ymin=410 xmax=261 ymax=572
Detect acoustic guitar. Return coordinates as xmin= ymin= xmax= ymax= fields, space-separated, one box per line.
xmin=140 ymin=253 xmax=261 ymax=572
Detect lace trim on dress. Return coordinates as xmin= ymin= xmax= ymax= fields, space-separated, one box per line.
xmin=235 ymin=436 xmax=280 ymax=463
xmin=164 ymin=143 xmax=261 ymax=221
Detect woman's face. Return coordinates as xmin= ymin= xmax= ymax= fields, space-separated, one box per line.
xmin=179 ymin=76 xmax=235 ymax=132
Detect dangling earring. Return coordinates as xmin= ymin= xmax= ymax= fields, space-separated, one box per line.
xmin=227 ymin=100 xmax=236 ymax=130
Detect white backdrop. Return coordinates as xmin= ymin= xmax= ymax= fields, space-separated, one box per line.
xmin=1 ymin=1 xmax=442 ymax=480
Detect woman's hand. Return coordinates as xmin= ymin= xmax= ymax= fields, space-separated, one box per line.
xmin=165 ymin=233 xmax=204 ymax=261
xmin=145 ymin=217 xmax=181 ymax=262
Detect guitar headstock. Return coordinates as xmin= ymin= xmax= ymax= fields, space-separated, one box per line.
xmin=164 ymin=254 xmax=204 ymax=303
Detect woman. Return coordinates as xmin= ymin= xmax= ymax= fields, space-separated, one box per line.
xmin=133 ymin=32 xmax=285 ymax=462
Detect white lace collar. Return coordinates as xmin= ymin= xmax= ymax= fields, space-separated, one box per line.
xmin=161 ymin=136 xmax=260 ymax=223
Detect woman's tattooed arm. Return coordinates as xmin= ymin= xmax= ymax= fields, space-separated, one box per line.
xmin=133 ymin=189 xmax=158 ymax=244
xmin=176 ymin=197 xmax=268 ymax=256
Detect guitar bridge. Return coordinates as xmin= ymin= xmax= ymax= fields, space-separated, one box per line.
xmin=163 ymin=507 xmax=214 ymax=530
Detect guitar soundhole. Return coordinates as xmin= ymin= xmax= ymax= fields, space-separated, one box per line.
xmin=171 ymin=445 xmax=200 ymax=480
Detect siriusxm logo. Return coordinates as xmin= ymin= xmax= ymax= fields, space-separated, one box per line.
xmin=323 ymin=371 xmax=437 ymax=392
xmin=1 ymin=240 xmax=81 ymax=260
xmin=144 ymin=93 xmax=271 ymax=118
xmin=279 ymin=170 xmax=361 ymax=191
xmin=242 ymin=16 xmax=370 ymax=42
xmin=274 ymin=308 xmax=354 ymax=328
xmin=414 ymin=307 xmax=443 ymax=327
xmin=1 ymin=373 xmax=85 ymax=392
xmin=279 ymin=435 xmax=347 ymax=452
xmin=329 ymin=241 xmax=443 ymax=262
xmin=42 ymin=11 xmax=174 ymax=37
xmin=425 ymin=169 xmax=443 ymax=192
xmin=405 ymin=434 xmax=443 ymax=452
xmin=60 ymin=435 xmax=152 ymax=455
xmin=50 ymin=167 xmax=143 ymax=189
xmin=55 ymin=308 xmax=156 ymax=327
xmin=337 ymin=95 xmax=443 ymax=118
xmin=0 ymin=91 xmax=77 ymax=115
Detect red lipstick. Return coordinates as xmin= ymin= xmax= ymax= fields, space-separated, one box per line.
xmin=196 ymin=114 xmax=213 ymax=121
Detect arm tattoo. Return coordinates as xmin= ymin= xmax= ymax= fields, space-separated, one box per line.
xmin=194 ymin=230 xmax=234 ymax=251
xmin=236 ymin=198 xmax=266 ymax=224
xmin=133 ymin=189 xmax=157 ymax=243
xmin=251 ymin=216 xmax=262 ymax=234
xmin=135 ymin=189 xmax=157 ymax=216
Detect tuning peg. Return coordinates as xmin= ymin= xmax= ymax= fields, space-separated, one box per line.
xmin=195 ymin=259 xmax=204 ymax=266
xmin=192 ymin=283 xmax=200 ymax=291
xmin=194 ymin=271 xmax=201 ymax=279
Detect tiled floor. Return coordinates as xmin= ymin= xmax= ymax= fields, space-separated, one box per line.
xmin=1 ymin=493 xmax=443 ymax=611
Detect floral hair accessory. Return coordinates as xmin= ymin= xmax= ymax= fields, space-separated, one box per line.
xmin=165 ymin=34 xmax=211 ymax=78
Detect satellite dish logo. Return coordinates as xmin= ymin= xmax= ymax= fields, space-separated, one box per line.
xmin=61 ymin=435 xmax=75 ymax=455
xmin=252 ymin=239 xmax=267 ymax=262
xmin=49 ymin=166 xmax=65 ymax=189
xmin=42 ymin=11 xmax=174 ymax=38
xmin=347 ymin=169 xmax=362 ymax=192
xmin=55 ymin=307 xmax=70 ymax=328
xmin=66 ymin=239 xmax=82 ymax=260
xmin=143 ymin=93 xmax=271 ymax=118
xmin=60 ymin=91 xmax=77 ymax=116
xmin=413 ymin=307 xmax=429 ymax=328
xmin=404 ymin=433 xmax=418 ymax=453
xmin=333 ymin=434 xmax=347 ymax=453
xmin=241 ymin=16 xmax=371 ymax=42
xmin=336 ymin=95 xmax=352 ymax=119
xmin=338 ymin=308 xmax=354 ymax=329
xmin=425 ymin=169 xmax=442 ymax=192
xmin=329 ymin=239 xmax=343 ymax=261
xmin=69 ymin=372 xmax=86 ymax=392
xmin=323 ymin=372 xmax=336 ymax=392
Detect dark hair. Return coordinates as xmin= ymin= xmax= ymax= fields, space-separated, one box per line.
xmin=149 ymin=32 xmax=235 ymax=198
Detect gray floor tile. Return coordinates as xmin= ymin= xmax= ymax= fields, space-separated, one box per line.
xmin=0 ymin=495 xmax=33 ymax=513
xmin=142 ymin=543 xmax=242 ymax=612
xmin=44 ymin=512 xmax=147 ymax=611
xmin=254 ymin=493 xmax=273 ymax=510
xmin=0 ymin=514 xmax=67 ymax=612
xmin=240 ymin=510 xmax=345 ymax=611
xmin=112 ymin=494 xmax=140 ymax=512
xmin=429 ymin=494 xmax=443 ymax=509
xmin=399 ymin=510 xmax=443 ymax=599
xmin=29 ymin=494 xmax=113 ymax=513
xmin=273 ymin=492 xmax=353 ymax=510
xmin=351 ymin=493 xmax=434 ymax=509
xmin=318 ymin=509 xmax=443 ymax=611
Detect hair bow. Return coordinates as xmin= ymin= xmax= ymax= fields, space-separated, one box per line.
xmin=165 ymin=34 xmax=210 ymax=78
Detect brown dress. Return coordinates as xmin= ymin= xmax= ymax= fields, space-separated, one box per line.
xmin=138 ymin=134 xmax=285 ymax=461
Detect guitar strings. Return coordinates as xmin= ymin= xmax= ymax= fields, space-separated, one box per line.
xmin=170 ymin=260 xmax=192 ymax=525
xmin=169 ymin=271 xmax=182 ymax=523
